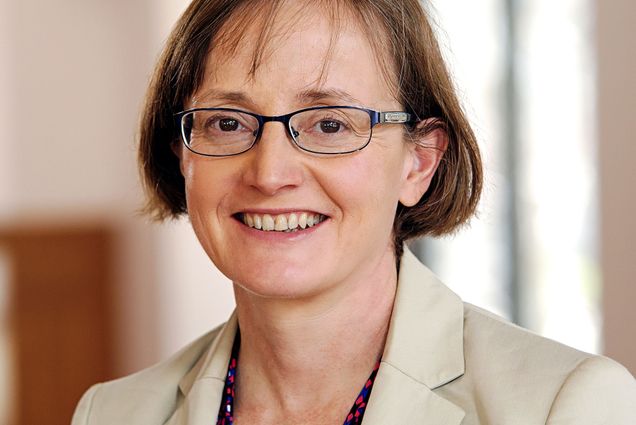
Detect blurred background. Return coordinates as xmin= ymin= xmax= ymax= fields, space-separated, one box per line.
xmin=0 ymin=0 xmax=634 ymax=423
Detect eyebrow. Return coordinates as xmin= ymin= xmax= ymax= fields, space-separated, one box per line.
xmin=296 ymin=88 xmax=362 ymax=105
xmin=193 ymin=87 xmax=363 ymax=108
xmin=195 ymin=89 xmax=252 ymax=105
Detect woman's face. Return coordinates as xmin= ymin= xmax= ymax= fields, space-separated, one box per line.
xmin=179 ymin=5 xmax=439 ymax=299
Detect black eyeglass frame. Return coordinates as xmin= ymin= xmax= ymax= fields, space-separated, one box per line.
xmin=174 ymin=105 xmax=415 ymax=157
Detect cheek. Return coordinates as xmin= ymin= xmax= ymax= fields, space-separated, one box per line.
xmin=180 ymin=157 xmax=243 ymax=266
xmin=326 ymin=148 xmax=406 ymax=223
xmin=182 ymin=159 xmax=210 ymax=209
xmin=181 ymin=157 xmax=234 ymax=225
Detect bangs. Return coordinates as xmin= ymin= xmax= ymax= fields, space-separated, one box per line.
xmin=202 ymin=0 xmax=400 ymax=98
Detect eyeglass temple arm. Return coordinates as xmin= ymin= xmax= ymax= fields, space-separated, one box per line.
xmin=378 ymin=111 xmax=412 ymax=124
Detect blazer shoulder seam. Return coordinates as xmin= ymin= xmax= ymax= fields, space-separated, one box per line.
xmin=545 ymin=355 xmax=596 ymax=421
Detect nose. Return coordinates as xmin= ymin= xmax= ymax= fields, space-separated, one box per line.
xmin=242 ymin=121 xmax=304 ymax=196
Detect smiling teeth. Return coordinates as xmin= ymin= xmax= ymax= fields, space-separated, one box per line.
xmin=253 ymin=214 xmax=262 ymax=230
xmin=288 ymin=213 xmax=298 ymax=229
xmin=262 ymin=214 xmax=274 ymax=231
xmin=242 ymin=212 xmax=326 ymax=232
xmin=274 ymin=215 xmax=287 ymax=231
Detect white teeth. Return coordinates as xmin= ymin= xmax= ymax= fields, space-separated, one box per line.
xmin=274 ymin=215 xmax=288 ymax=231
xmin=241 ymin=212 xmax=325 ymax=232
xmin=262 ymin=214 xmax=275 ymax=231
xmin=288 ymin=213 xmax=298 ymax=229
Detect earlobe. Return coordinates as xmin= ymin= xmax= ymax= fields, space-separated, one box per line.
xmin=399 ymin=122 xmax=448 ymax=207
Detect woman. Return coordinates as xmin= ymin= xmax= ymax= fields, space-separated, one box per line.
xmin=73 ymin=0 xmax=636 ymax=424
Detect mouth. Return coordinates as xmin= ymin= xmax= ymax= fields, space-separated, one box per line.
xmin=234 ymin=211 xmax=328 ymax=233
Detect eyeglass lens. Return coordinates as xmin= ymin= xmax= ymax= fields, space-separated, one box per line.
xmin=181 ymin=108 xmax=372 ymax=156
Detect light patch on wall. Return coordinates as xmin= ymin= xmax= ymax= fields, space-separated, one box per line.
xmin=517 ymin=0 xmax=599 ymax=353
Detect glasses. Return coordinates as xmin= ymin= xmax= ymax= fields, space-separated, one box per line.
xmin=175 ymin=106 xmax=413 ymax=156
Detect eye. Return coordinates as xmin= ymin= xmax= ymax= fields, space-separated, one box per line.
xmin=313 ymin=115 xmax=350 ymax=135
xmin=292 ymin=108 xmax=359 ymax=140
xmin=218 ymin=118 xmax=240 ymax=132
xmin=319 ymin=120 xmax=342 ymax=133
xmin=205 ymin=116 xmax=246 ymax=132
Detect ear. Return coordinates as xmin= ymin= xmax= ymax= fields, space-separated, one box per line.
xmin=399 ymin=120 xmax=448 ymax=207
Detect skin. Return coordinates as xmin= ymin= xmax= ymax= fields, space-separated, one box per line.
xmin=176 ymin=3 xmax=446 ymax=424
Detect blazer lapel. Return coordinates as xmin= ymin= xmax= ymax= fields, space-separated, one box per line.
xmin=164 ymin=313 xmax=238 ymax=425
xmin=362 ymin=248 xmax=466 ymax=424
xmin=362 ymin=365 xmax=465 ymax=424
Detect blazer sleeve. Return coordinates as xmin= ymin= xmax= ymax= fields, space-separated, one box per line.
xmin=546 ymin=355 xmax=636 ymax=424
xmin=71 ymin=384 xmax=101 ymax=425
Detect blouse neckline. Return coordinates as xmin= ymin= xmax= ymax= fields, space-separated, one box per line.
xmin=216 ymin=330 xmax=381 ymax=425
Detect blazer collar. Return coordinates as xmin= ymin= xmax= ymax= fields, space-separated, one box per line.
xmin=381 ymin=247 xmax=465 ymax=389
xmin=178 ymin=312 xmax=238 ymax=396
xmin=361 ymin=247 xmax=466 ymax=424
xmin=165 ymin=313 xmax=238 ymax=424
xmin=169 ymin=247 xmax=465 ymax=424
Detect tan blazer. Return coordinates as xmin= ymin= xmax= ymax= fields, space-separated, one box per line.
xmin=72 ymin=249 xmax=636 ymax=424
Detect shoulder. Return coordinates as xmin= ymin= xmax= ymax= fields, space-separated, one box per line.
xmin=71 ymin=324 xmax=223 ymax=425
xmin=545 ymin=355 xmax=636 ymax=424
xmin=439 ymin=303 xmax=636 ymax=424
xmin=461 ymin=302 xmax=591 ymax=371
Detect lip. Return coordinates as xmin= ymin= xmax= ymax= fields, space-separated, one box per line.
xmin=231 ymin=211 xmax=329 ymax=242
xmin=235 ymin=208 xmax=328 ymax=216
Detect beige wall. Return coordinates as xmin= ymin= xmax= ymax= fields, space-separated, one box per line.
xmin=0 ymin=1 xmax=235 ymax=386
xmin=0 ymin=0 xmax=160 ymax=377
xmin=0 ymin=0 xmax=17 ymax=222
xmin=598 ymin=0 xmax=636 ymax=372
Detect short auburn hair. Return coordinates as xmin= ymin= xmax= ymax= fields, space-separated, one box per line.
xmin=138 ymin=0 xmax=482 ymax=259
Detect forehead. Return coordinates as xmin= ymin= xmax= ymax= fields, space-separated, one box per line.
xmin=191 ymin=1 xmax=399 ymax=109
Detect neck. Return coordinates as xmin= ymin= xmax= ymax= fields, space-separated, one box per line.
xmin=232 ymin=247 xmax=397 ymax=422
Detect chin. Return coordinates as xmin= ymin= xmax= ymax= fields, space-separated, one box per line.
xmin=230 ymin=264 xmax=335 ymax=300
